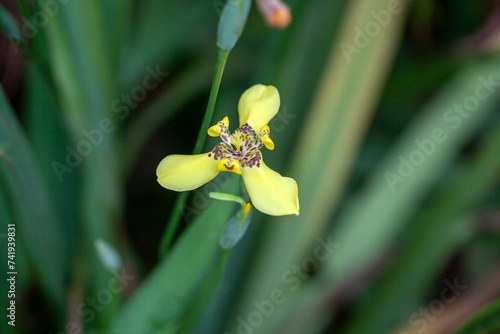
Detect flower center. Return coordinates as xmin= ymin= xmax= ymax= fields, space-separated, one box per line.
xmin=210 ymin=123 xmax=262 ymax=169
xmin=207 ymin=117 xmax=274 ymax=174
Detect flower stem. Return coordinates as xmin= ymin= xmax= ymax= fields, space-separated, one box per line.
xmin=193 ymin=49 xmax=231 ymax=153
xmin=209 ymin=192 xmax=247 ymax=208
xmin=159 ymin=48 xmax=230 ymax=257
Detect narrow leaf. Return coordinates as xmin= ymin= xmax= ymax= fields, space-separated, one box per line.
xmin=109 ymin=177 xmax=239 ymax=333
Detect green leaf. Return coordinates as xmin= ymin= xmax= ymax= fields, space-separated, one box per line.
xmin=455 ymin=299 xmax=500 ymax=334
xmin=0 ymin=182 xmax=19 ymax=334
xmin=109 ymin=177 xmax=239 ymax=334
xmin=95 ymin=239 xmax=122 ymax=272
xmin=24 ymin=60 xmax=79 ymax=273
xmin=0 ymin=87 xmax=66 ymax=316
xmin=0 ymin=4 xmax=21 ymax=42
xmin=324 ymin=59 xmax=500 ymax=285
xmin=42 ymin=0 xmax=123 ymax=328
xmin=219 ymin=209 xmax=252 ymax=250
xmin=344 ymin=118 xmax=500 ymax=334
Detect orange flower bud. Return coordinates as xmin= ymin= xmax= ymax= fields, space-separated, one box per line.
xmin=256 ymin=0 xmax=292 ymax=29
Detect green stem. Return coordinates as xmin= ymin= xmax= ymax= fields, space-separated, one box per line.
xmin=209 ymin=192 xmax=246 ymax=208
xmin=159 ymin=48 xmax=230 ymax=257
xmin=192 ymin=49 xmax=231 ymax=154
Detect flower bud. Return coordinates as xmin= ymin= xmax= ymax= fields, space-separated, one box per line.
xmin=217 ymin=0 xmax=252 ymax=50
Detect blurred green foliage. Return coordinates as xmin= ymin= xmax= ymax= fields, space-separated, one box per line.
xmin=0 ymin=0 xmax=499 ymax=333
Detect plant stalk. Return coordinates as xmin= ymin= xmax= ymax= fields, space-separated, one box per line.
xmin=159 ymin=48 xmax=230 ymax=257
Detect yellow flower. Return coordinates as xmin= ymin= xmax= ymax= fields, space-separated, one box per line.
xmin=156 ymin=84 xmax=299 ymax=216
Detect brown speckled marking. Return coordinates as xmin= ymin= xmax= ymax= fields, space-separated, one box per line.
xmin=209 ymin=122 xmax=270 ymax=169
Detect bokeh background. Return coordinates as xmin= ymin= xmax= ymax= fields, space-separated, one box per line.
xmin=1 ymin=0 xmax=500 ymax=333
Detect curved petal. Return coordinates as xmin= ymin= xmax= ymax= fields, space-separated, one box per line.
xmin=208 ymin=116 xmax=229 ymax=137
xmin=241 ymin=159 xmax=299 ymax=216
xmin=238 ymin=84 xmax=280 ymax=130
xmin=156 ymin=153 xmax=219 ymax=191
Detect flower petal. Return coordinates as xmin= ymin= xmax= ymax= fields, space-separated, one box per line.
xmin=241 ymin=159 xmax=299 ymax=216
xmin=216 ymin=158 xmax=242 ymax=175
xmin=238 ymin=84 xmax=280 ymax=130
xmin=156 ymin=153 xmax=219 ymax=191
xmin=259 ymin=125 xmax=275 ymax=150
xmin=208 ymin=116 xmax=229 ymax=137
